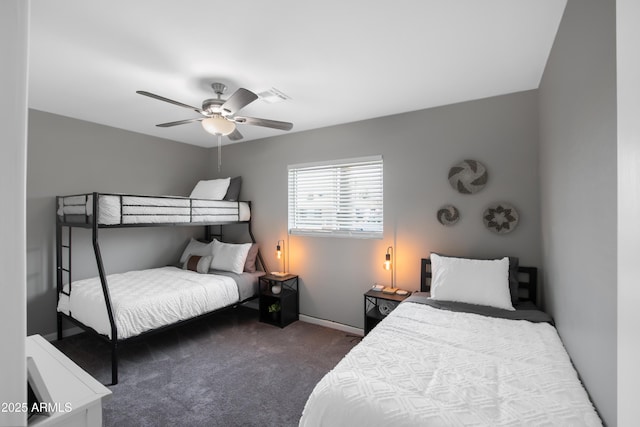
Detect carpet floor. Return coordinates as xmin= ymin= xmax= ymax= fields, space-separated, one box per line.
xmin=53 ymin=306 xmax=360 ymax=427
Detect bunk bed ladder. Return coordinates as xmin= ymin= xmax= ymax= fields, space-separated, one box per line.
xmin=56 ymin=201 xmax=77 ymax=341
xmin=56 ymin=211 xmax=69 ymax=341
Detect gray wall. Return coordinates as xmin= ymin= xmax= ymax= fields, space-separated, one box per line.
xmin=538 ymin=0 xmax=617 ymax=424
xmin=218 ymin=90 xmax=541 ymax=329
xmin=0 ymin=2 xmax=29 ymax=426
xmin=27 ymin=110 xmax=212 ymax=336
xmin=617 ymin=0 xmax=640 ymax=423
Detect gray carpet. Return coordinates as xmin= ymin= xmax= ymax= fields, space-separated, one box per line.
xmin=53 ymin=306 xmax=360 ymax=427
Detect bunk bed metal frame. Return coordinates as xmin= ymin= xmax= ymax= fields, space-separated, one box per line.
xmin=56 ymin=192 xmax=267 ymax=385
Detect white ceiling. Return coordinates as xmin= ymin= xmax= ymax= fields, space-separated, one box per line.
xmin=28 ymin=0 xmax=566 ymax=148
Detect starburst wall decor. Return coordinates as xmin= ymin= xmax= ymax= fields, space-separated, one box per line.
xmin=483 ymin=202 xmax=519 ymax=234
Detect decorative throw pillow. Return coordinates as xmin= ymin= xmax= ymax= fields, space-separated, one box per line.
xmin=189 ymin=178 xmax=231 ymax=200
xmin=223 ymin=176 xmax=242 ymax=201
xmin=210 ymin=240 xmax=252 ymax=274
xmin=430 ymin=253 xmax=514 ymax=311
xmin=243 ymin=243 xmax=259 ymax=273
xmin=183 ymin=255 xmax=213 ymax=274
xmin=179 ymin=238 xmax=213 ymax=264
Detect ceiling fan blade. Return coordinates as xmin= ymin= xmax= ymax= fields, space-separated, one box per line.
xmin=227 ymin=128 xmax=244 ymax=141
xmin=221 ymin=88 xmax=258 ymax=116
xmin=137 ymin=91 xmax=205 ymax=115
xmin=234 ymin=116 xmax=293 ymax=131
xmin=156 ymin=117 xmax=204 ymax=127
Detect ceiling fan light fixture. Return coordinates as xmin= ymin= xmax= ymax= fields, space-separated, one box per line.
xmin=137 ymin=84 xmax=292 ymax=140
xmin=201 ymin=115 xmax=236 ymax=136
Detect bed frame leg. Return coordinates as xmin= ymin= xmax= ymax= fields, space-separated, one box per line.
xmin=111 ymin=342 xmax=118 ymax=385
xmin=57 ymin=313 xmax=63 ymax=341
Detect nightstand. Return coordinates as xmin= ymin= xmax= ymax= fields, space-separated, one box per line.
xmin=364 ymin=289 xmax=411 ymax=335
xmin=259 ymin=273 xmax=299 ymax=328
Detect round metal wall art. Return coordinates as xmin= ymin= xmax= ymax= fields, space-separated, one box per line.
xmin=437 ymin=205 xmax=460 ymax=226
xmin=483 ymin=202 xmax=519 ymax=234
xmin=448 ymin=159 xmax=488 ymax=194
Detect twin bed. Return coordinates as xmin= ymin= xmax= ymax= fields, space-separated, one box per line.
xmin=299 ymin=256 xmax=602 ymax=426
xmin=56 ymin=190 xmax=264 ymax=384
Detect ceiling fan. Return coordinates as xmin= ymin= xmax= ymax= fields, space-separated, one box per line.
xmin=136 ymin=82 xmax=293 ymax=141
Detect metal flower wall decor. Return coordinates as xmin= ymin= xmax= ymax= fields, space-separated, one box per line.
xmin=483 ymin=202 xmax=519 ymax=234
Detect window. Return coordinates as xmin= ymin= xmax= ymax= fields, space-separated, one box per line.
xmin=288 ymin=155 xmax=383 ymax=238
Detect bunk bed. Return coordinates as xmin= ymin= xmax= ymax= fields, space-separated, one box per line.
xmin=56 ymin=192 xmax=267 ymax=385
xmin=299 ymin=255 xmax=602 ymax=426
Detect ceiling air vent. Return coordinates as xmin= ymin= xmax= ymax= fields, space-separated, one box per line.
xmin=258 ymin=87 xmax=291 ymax=104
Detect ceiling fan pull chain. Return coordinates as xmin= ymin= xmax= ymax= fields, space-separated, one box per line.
xmin=217 ymin=134 xmax=222 ymax=172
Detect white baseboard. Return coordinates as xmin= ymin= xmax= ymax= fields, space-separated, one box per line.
xmin=299 ymin=314 xmax=364 ymax=336
xmin=42 ymin=326 xmax=84 ymax=342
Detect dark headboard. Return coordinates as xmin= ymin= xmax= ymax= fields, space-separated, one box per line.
xmin=420 ymin=258 xmax=538 ymax=305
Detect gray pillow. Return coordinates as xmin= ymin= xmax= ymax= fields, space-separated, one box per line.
xmin=223 ymin=176 xmax=242 ymax=201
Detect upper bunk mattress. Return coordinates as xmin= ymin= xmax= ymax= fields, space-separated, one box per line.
xmin=57 ymin=193 xmax=250 ymax=225
xmin=57 ymin=266 xmax=243 ymax=339
xmin=299 ymin=301 xmax=601 ymax=426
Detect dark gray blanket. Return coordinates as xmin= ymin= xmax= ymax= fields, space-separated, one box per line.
xmin=405 ymin=292 xmax=553 ymax=324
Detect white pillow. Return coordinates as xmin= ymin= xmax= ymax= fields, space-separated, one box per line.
xmin=210 ymin=240 xmax=252 ymax=274
xmin=430 ymin=253 xmax=514 ymax=311
xmin=183 ymin=255 xmax=213 ymax=274
xmin=190 ymin=178 xmax=231 ymax=200
xmin=179 ymin=238 xmax=214 ymax=264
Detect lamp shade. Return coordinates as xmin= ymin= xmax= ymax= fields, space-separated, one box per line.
xmin=201 ymin=116 xmax=236 ymax=136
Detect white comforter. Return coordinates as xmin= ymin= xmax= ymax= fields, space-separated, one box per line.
xmin=57 ymin=267 xmax=239 ymax=339
xmin=300 ymin=302 xmax=601 ymax=427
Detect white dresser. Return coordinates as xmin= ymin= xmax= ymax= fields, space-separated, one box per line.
xmin=26 ymin=335 xmax=111 ymax=427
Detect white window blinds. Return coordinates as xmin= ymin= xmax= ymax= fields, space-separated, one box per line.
xmin=288 ymin=155 xmax=383 ymax=238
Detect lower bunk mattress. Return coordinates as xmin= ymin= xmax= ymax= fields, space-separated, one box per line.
xmin=299 ymin=297 xmax=601 ymax=427
xmin=57 ymin=266 xmax=260 ymax=340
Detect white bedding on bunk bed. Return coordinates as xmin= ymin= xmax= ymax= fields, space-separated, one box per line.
xmin=57 ymin=266 xmax=240 ymax=339
xmin=57 ymin=194 xmax=250 ymax=225
xmin=299 ymin=301 xmax=601 ymax=427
